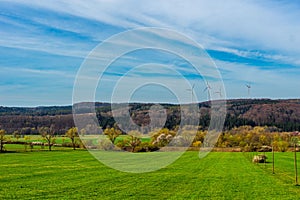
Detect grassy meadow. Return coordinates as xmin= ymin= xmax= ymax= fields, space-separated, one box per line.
xmin=1 ymin=150 xmax=300 ymax=199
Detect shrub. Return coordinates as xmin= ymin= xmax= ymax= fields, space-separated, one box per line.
xmin=62 ymin=142 xmax=80 ymax=148
xmin=192 ymin=141 xmax=202 ymax=147
xmin=273 ymin=141 xmax=289 ymax=152
xmin=98 ymin=138 xmax=114 ymax=150
xmin=116 ymin=140 xmax=159 ymax=152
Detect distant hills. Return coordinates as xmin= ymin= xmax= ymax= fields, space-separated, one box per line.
xmin=1 ymin=99 xmax=300 ymax=134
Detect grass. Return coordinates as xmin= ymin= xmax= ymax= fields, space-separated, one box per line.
xmin=245 ymin=151 xmax=300 ymax=185
xmin=8 ymin=135 xmax=151 ymax=146
xmin=1 ymin=150 xmax=300 ymax=199
xmin=2 ymin=144 xmax=73 ymax=152
xmin=115 ymin=135 xmax=151 ymax=143
xmin=8 ymin=135 xmax=73 ymax=144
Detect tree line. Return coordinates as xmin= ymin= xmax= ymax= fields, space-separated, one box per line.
xmin=1 ymin=125 xmax=299 ymax=153
xmin=2 ymin=99 xmax=300 ymax=134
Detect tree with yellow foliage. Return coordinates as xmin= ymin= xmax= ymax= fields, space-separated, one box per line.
xmin=66 ymin=127 xmax=79 ymax=150
xmin=0 ymin=129 xmax=7 ymax=152
xmin=104 ymin=127 xmax=122 ymax=144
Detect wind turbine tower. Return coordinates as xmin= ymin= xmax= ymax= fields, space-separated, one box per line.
xmin=246 ymin=84 xmax=251 ymax=98
xmin=186 ymin=83 xmax=195 ymax=103
xmin=215 ymin=87 xmax=222 ymax=98
xmin=204 ymin=81 xmax=212 ymax=100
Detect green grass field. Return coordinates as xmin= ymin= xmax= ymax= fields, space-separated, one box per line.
xmin=1 ymin=150 xmax=300 ymax=199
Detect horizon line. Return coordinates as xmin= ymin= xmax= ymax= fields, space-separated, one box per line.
xmin=2 ymin=97 xmax=300 ymax=108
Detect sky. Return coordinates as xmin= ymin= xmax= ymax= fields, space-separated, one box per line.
xmin=1 ymin=0 xmax=300 ymax=106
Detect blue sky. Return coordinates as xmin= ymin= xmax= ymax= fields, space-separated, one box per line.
xmin=1 ymin=0 xmax=300 ymax=106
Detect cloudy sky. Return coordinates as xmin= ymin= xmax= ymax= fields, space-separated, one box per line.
xmin=1 ymin=0 xmax=300 ymax=106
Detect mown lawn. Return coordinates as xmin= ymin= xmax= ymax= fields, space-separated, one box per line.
xmin=1 ymin=151 xmax=300 ymax=199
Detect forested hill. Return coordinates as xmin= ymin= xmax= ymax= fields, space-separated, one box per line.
xmin=1 ymin=99 xmax=300 ymax=134
xmin=0 ymin=105 xmax=72 ymax=116
xmin=0 ymin=103 xmax=111 ymax=116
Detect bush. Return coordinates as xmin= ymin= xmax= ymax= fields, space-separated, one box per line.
xmin=192 ymin=141 xmax=202 ymax=147
xmin=115 ymin=139 xmax=127 ymax=149
xmin=273 ymin=141 xmax=289 ymax=152
xmin=136 ymin=142 xmax=159 ymax=152
xmin=98 ymin=139 xmax=114 ymax=150
xmin=116 ymin=140 xmax=159 ymax=152
xmin=62 ymin=142 xmax=80 ymax=148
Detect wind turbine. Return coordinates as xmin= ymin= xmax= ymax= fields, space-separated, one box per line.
xmin=186 ymin=84 xmax=195 ymax=103
xmin=245 ymin=83 xmax=251 ymax=98
xmin=203 ymin=81 xmax=212 ymax=100
xmin=215 ymin=87 xmax=222 ymax=98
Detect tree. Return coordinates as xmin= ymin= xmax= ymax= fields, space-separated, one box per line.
xmin=13 ymin=130 xmax=20 ymax=140
xmin=66 ymin=127 xmax=79 ymax=150
xmin=104 ymin=127 xmax=122 ymax=144
xmin=24 ymin=135 xmax=31 ymax=152
xmin=274 ymin=140 xmax=289 ymax=152
xmin=127 ymin=130 xmax=142 ymax=152
xmin=151 ymin=128 xmax=175 ymax=147
xmin=80 ymin=128 xmax=86 ymax=136
xmin=0 ymin=129 xmax=7 ymax=152
xmin=39 ymin=126 xmax=55 ymax=151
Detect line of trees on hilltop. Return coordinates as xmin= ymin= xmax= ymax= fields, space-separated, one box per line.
xmin=2 ymin=99 xmax=300 ymax=134
xmin=1 ymin=113 xmax=300 ymax=136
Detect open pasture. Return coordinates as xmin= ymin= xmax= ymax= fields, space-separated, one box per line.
xmin=1 ymin=151 xmax=300 ymax=199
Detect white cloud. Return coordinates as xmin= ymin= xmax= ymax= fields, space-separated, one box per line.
xmin=0 ymin=31 xmax=91 ymax=58
xmin=12 ymin=0 xmax=300 ymax=56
